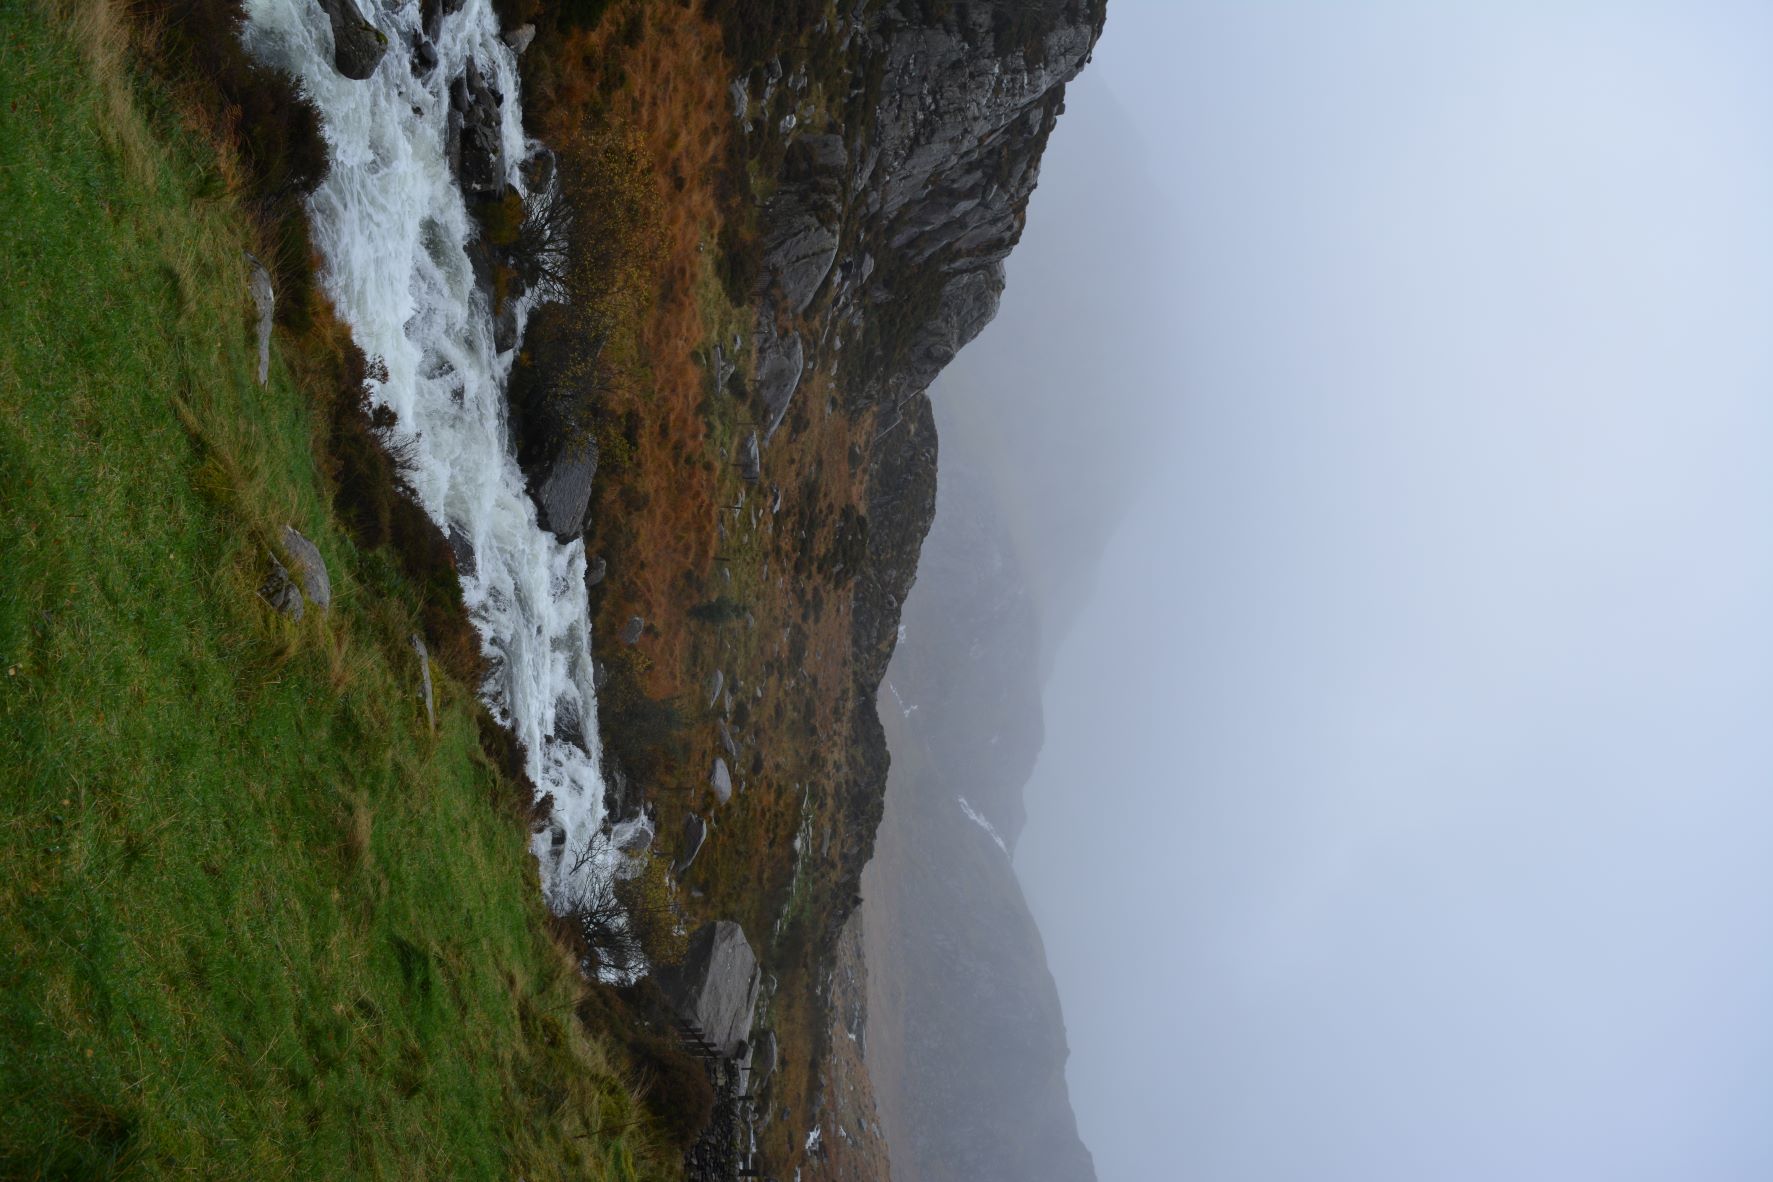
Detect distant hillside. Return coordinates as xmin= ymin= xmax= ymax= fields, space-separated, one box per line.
xmin=861 ymin=455 xmax=1094 ymax=1182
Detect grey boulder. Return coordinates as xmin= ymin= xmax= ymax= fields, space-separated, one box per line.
xmin=282 ymin=525 xmax=331 ymax=612
xmin=534 ymin=437 xmax=598 ymax=541
xmin=655 ymin=921 xmax=762 ymax=1056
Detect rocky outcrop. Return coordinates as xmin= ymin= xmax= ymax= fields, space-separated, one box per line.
xmin=315 ymin=0 xmax=387 ymax=80
xmin=656 ymin=921 xmax=762 ymax=1056
xmin=747 ymin=0 xmax=1105 ymax=404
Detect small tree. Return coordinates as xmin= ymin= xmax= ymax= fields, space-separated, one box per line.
xmin=559 ymin=834 xmax=686 ymax=981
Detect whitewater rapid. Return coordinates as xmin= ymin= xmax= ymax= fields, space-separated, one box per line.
xmin=243 ymin=0 xmax=603 ymax=902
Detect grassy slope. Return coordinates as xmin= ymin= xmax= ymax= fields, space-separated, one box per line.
xmin=0 ymin=5 xmax=661 ymax=1177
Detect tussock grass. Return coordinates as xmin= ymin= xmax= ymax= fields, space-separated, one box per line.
xmin=0 ymin=3 xmax=674 ymax=1176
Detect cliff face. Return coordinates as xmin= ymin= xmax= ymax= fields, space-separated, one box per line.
xmin=737 ymin=0 xmax=1105 ymax=940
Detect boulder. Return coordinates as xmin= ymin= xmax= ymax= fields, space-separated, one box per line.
xmin=620 ymin=616 xmax=644 ymax=645
xmin=676 ymin=812 xmax=707 ymax=873
xmin=534 ymin=436 xmax=598 ymax=540
xmin=754 ymin=330 xmax=804 ymax=441
xmin=282 ymin=526 xmax=331 ymax=612
xmin=707 ymin=669 xmax=725 ymax=708
xmin=709 ymin=757 xmax=732 ymax=804
xmin=503 ymin=22 xmax=535 ymax=54
xmin=655 ymin=921 xmax=762 ymax=1056
xmin=315 ymin=0 xmax=387 ymax=80
xmin=586 ymin=554 xmax=607 ymax=587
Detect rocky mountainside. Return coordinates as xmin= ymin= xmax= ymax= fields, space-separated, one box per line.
xmin=750 ymin=0 xmax=1109 ymax=943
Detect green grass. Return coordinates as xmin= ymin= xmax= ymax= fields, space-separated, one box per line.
xmin=0 ymin=4 xmax=664 ymax=1177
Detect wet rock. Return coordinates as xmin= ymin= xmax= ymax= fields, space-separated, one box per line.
xmin=533 ymin=436 xmax=597 ymax=541
xmin=447 ymin=523 xmax=476 ymax=577
xmin=410 ymin=35 xmax=438 ymax=76
xmin=447 ymin=57 xmax=506 ymax=196
xmin=316 ymin=0 xmax=388 ymax=80
xmin=502 ymin=22 xmax=535 ymax=54
xmin=591 ymin=659 xmax=608 ymax=691
xmin=259 ymin=555 xmax=303 ymax=621
xmin=737 ymin=430 xmax=762 ymax=483
xmin=655 ymin=921 xmax=762 ymax=1056
xmin=282 ymin=526 xmax=331 ymax=612
xmin=244 ymin=251 xmax=274 ymax=386
xmin=553 ymin=694 xmax=589 ymax=753
xmin=754 ymin=330 xmax=804 ymax=441
xmin=620 ymin=616 xmax=645 ymax=645
xmin=718 ymin=719 xmax=739 ymax=761
xmin=612 ymin=811 xmax=655 ymax=855
xmin=707 ymin=669 xmax=725 ymax=708
xmin=585 ymin=554 xmax=607 ymax=587
xmin=419 ymin=0 xmax=464 ymax=42
xmin=709 ymin=757 xmax=732 ymax=804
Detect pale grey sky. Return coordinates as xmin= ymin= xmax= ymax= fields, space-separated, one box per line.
xmin=1004 ymin=2 xmax=1773 ymax=1179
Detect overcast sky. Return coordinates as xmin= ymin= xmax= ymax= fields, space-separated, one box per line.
xmin=1009 ymin=3 xmax=1773 ymax=1179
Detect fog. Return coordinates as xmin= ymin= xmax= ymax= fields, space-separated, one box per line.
xmin=955 ymin=2 xmax=1773 ymax=1179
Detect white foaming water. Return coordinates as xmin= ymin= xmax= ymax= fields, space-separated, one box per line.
xmin=243 ymin=0 xmax=603 ymax=902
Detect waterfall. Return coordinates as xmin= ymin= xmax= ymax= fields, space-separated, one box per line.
xmin=242 ymin=0 xmax=603 ymax=903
